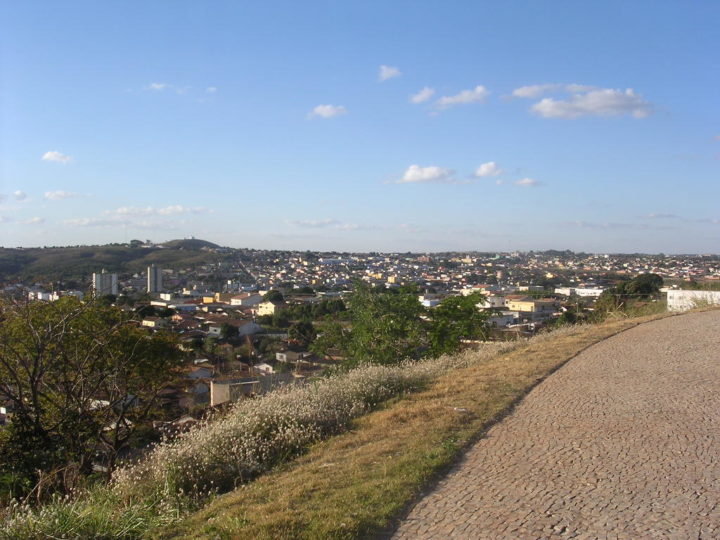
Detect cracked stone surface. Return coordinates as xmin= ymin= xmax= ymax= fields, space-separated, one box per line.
xmin=392 ymin=310 xmax=720 ymax=539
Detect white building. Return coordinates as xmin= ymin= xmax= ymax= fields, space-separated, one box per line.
xmin=147 ymin=264 xmax=163 ymax=293
xmin=92 ymin=269 xmax=118 ymax=296
xmin=667 ymin=290 xmax=720 ymax=311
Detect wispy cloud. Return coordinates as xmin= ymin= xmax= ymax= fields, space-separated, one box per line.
xmin=287 ymin=218 xmax=363 ymax=231
xmin=514 ymin=177 xmax=541 ymax=187
xmin=643 ymin=213 xmax=680 ymax=219
xmin=146 ymin=82 xmax=169 ymax=91
xmin=511 ymin=83 xmax=596 ymax=99
xmin=205 ymin=86 xmax=217 ymax=94
xmin=396 ymin=164 xmax=455 ymax=184
xmin=562 ymin=220 xmax=674 ymax=231
xmin=65 ymin=216 xmax=178 ymax=230
xmin=532 ymin=88 xmax=652 ymax=119
xmin=309 ymin=104 xmax=347 ymax=119
xmin=42 ymin=151 xmax=72 ymax=164
xmin=108 ymin=205 xmax=211 ymax=216
xmin=378 ymin=65 xmax=402 ymax=81
xmin=44 ymin=190 xmax=77 ymax=200
xmin=13 ymin=190 xmax=27 ymax=201
xmin=474 ymin=162 xmax=503 ymax=178
xmin=436 ymin=86 xmax=489 ymax=109
xmin=409 ymin=87 xmax=435 ymax=104
xmin=18 ymin=217 xmax=45 ymax=225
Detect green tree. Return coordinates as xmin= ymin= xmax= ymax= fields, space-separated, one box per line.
xmin=0 ymin=298 xmax=182 ymax=498
xmin=427 ymin=292 xmax=489 ymax=357
xmin=220 ymin=323 xmax=239 ymax=340
xmin=288 ymin=321 xmax=317 ymax=348
xmin=341 ymin=282 xmax=426 ymax=367
xmin=263 ymin=289 xmax=284 ymax=303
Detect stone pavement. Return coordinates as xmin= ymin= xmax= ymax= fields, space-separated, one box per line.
xmin=392 ymin=310 xmax=720 ymax=539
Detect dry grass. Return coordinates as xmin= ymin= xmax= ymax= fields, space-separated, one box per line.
xmin=159 ymin=313 xmax=670 ymax=540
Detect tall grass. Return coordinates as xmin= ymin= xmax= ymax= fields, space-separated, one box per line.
xmin=1 ymin=339 xmax=528 ymax=539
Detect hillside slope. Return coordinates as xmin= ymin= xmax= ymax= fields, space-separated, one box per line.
xmin=0 ymin=240 xmax=232 ymax=281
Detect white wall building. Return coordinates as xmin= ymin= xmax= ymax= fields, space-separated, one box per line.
xmin=667 ymin=290 xmax=720 ymax=311
xmin=92 ymin=269 xmax=118 ymax=296
xmin=147 ymin=264 xmax=163 ymax=293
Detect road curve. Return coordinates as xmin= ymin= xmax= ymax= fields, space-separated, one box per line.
xmin=392 ymin=310 xmax=720 ymax=539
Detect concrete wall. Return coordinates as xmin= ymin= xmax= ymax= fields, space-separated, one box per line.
xmin=667 ymin=290 xmax=720 ymax=312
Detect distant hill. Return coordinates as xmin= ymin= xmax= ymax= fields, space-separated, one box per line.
xmin=162 ymin=238 xmax=220 ymax=250
xmin=0 ymin=240 xmax=233 ymax=283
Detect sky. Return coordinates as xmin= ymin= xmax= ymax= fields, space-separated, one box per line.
xmin=1 ymin=1 xmax=719 ymax=254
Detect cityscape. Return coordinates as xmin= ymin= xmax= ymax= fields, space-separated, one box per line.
xmin=2 ymin=1 xmax=719 ymax=538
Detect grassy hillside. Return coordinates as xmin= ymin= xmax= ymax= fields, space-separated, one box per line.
xmin=0 ymin=240 xmax=232 ymax=282
xmin=0 ymin=311 xmax=679 ymax=539
xmin=162 ymin=313 xmax=673 ymax=539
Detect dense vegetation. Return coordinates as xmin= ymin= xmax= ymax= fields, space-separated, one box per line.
xmin=310 ymin=282 xmax=489 ymax=367
xmin=0 ymin=298 xmax=183 ymax=502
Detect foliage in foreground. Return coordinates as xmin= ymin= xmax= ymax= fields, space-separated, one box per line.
xmin=0 ymin=298 xmax=183 ymax=500
xmin=0 ymin=340 xmax=518 ymax=539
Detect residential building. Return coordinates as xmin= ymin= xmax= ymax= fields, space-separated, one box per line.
xmin=147 ymin=264 xmax=163 ymax=293
xmin=92 ymin=269 xmax=118 ymax=296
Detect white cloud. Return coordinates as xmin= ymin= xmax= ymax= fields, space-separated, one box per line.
xmin=109 ymin=205 xmax=210 ymax=216
xmin=13 ymin=190 xmax=27 ymax=200
xmin=409 ymin=87 xmax=435 ymax=104
xmin=65 ymin=217 xmax=119 ymax=227
xmin=44 ymin=190 xmax=77 ymax=200
xmin=309 ymin=104 xmax=347 ymax=119
xmin=644 ymin=213 xmax=679 ymax=219
xmin=379 ymin=65 xmax=402 ymax=81
xmin=436 ymin=86 xmax=489 ymax=109
xmin=64 ymin=216 xmax=177 ymax=230
xmin=18 ymin=217 xmax=44 ymax=225
xmin=397 ymin=164 xmax=454 ymax=184
xmin=206 ymin=87 xmax=217 ymax=93
xmin=511 ymin=83 xmax=597 ymax=99
xmin=42 ymin=151 xmax=72 ymax=164
xmin=532 ymin=88 xmax=652 ymax=119
xmin=514 ymin=177 xmax=540 ymax=187
xmin=288 ymin=218 xmax=342 ymax=228
xmin=512 ymin=84 xmax=562 ymax=99
xmin=147 ymin=82 xmax=169 ymax=91
xmin=474 ymin=162 xmax=503 ymax=178
xmin=157 ymin=205 xmax=209 ymax=215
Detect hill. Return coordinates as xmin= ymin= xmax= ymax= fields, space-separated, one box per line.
xmin=0 ymin=240 xmax=232 ymax=282
xmin=161 ymin=238 xmax=220 ymax=250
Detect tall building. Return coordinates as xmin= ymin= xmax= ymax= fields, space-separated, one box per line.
xmin=92 ymin=269 xmax=118 ymax=296
xmin=147 ymin=264 xmax=163 ymax=293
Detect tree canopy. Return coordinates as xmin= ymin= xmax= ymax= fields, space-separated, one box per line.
xmin=0 ymin=297 xmax=183 ymax=499
xmin=311 ymin=283 xmax=488 ymax=367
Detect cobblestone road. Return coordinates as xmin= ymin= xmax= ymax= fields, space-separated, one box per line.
xmin=392 ymin=310 xmax=720 ymax=539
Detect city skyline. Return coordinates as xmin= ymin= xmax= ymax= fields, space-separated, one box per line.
xmin=1 ymin=1 xmax=719 ymax=254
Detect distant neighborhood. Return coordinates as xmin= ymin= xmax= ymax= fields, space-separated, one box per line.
xmin=3 ymin=244 xmax=720 ymax=429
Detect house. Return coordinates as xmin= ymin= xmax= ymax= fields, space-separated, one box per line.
xmin=255 ymin=300 xmax=286 ymax=316
xmin=254 ymin=362 xmax=275 ymax=374
xmin=210 ymin=378 xmax=261 ymax=406
xmin=477 ymin=295 xmax=506 ymax=309
xmin=230 ymin=293 xmax=263 ymax=307
xmin=142 ymin=317 xmax=170 ymax=329
xmin=505 ymin=297 xmax=559 ymax=321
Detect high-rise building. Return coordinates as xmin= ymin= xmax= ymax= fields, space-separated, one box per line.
xmin=147 ymin=264 xmax=163 ymax=293
xmin=92 ymin=269 xmax=118 ymax=296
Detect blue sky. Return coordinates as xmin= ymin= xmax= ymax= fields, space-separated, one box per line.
xmin=1 ymin=1 xmax=718 ymax=253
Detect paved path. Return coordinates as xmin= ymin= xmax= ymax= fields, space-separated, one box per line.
xmin=392 ymin=310 xmax=720 ymax=539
